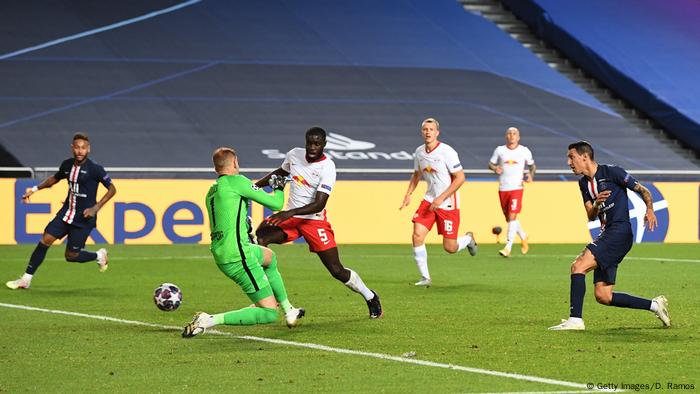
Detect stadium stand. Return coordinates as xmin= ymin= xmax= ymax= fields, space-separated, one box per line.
xmin=0 ymin=0 xmax=697 ymax=174
xmin=502 ymin=0 xmax=700 ymax=154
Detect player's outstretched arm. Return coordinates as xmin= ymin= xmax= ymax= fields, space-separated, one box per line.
xmin=633 ymin=183 xmax=657 ymax=231
xmin=266 ymin=192 xmax=328 ymax=226
xmin=255 ymin=168 xmax=290 ymax=189
xmin=237 ymin=178 xmax=285 ymax=211
xmin=22 ymin=175 xmax=60 ymax=202
xmin=400 ymin=170 xmax=421 ymax=210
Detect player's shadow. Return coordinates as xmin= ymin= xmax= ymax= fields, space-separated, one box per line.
xmin=596 ymin=326 xmax=684 ymax=342
xmin=28 ymin=287 xmax=113 ymax=296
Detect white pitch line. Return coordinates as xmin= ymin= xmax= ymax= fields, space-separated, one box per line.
xmin=523 ymin=254 xmax=700 ymax=264
xmin=0 ymin=302 xmax=596 ymax=391
xmin=0 ymin=0 xmax=201 ymax=60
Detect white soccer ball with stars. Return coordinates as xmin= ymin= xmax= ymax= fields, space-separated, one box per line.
xmin=154 ymin=283 xmax=183 ymax=311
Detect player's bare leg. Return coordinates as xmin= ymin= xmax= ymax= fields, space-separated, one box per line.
xmin=6 ymin=232 xmax=57 ymax=290
xmin=317 ymin=247 xmax=383 ymax=318
xmin=412 ymin=223 xmax=431 ymax=285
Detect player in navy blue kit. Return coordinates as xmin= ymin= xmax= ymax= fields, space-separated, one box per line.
xmin=6 ymin=133 xmax=117 ymax=290
xmin=549 ymin=141 xmax=670 ymax=330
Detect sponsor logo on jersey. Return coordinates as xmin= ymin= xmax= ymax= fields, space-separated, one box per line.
xmin=587 ymin=183 xmax=669 ymax=243
xmin=422 ymin=165 xmax=437 ymax=174
xmin=504 ymin=160 xmax=518 ymax=165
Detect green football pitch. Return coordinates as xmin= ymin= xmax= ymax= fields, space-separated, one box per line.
xmin=1 ymin=243 xmax=698 ymax=392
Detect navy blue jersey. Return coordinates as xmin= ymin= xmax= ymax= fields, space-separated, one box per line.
xmin=53 ymin=158 xmax=112 ymax=228
xmin=578 ymin=164 xmax=639 ymax=231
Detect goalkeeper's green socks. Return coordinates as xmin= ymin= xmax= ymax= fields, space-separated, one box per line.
xmin=213 ymin=307 xmax=279 ymax=326
xmin=263 ymin=252 xmax=294 ymax=313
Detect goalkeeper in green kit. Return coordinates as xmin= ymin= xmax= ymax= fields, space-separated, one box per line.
xmin=182 ymin=147 xmax=304 ymax=338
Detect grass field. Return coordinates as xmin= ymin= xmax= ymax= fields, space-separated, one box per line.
xmin=1 ymin=243 xmax=698 ymax=392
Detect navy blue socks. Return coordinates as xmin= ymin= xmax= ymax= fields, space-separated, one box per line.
xmin=569 ymin=273 xmax=586 ymax=318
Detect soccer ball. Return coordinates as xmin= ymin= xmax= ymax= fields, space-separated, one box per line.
xmin=153 ymin=283 xmax=182 ymax=311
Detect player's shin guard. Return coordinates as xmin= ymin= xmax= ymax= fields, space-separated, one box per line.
xmin=26 ymin=242 xmax=49 ymax=274
xmin=219 ymin=307 xmax=279 ymax=325
xmin=570 ymin=274 xmax=586 ymax=318
xmin=344 ymin=269 xmax=374 ymax=301
xmin=611 ymin=292 xmax=653 ymax=310
xmin=263 ymin=253 xmax=292 ymax=312
xmin=413 ymin=245 xmax=430 ymax=279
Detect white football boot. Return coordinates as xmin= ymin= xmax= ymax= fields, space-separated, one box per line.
xmin=284 ymin=307 xmax=306 ymax=328
xmin=97 ymin=248 xmax=109 ymax=272
xmin=466 ymin=231 xmax=478 ymax=256
xmin=548 ymin=318 xmax=585 ymax=331
xmin=6 ymin=277 xmax=31 ymax=290
xmin=182 ymin=312 xmax=211 ymax=338
xmin=652 ymin=295 xmax=671 ymax=327
xmin=414 ymin=277 xmax=432 ymax=286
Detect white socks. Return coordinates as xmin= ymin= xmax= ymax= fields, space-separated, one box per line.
xmin=650 ymin=299 xmax=659 ymax=313
xmin=413 ymin=245 xmax=430 ymax=279
xmin=344 ymin=269 xmax=374 ymax=301
xmin=456 ymin=233 xmax=473 ymax=252
xmin=22 ymin=273 xmax=33 ymax=282
xmin=506 ymin=220 xmax=518 ymax=250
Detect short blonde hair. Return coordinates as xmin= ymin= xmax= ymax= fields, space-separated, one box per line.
xmin=421 ymin=117 xmax=440 ymax=130
xmin=212 ymin=147 xmax=237 ymax=172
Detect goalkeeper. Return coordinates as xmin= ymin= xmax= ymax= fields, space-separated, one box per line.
xmin=182 ymin=147 xmax=303 ymax=338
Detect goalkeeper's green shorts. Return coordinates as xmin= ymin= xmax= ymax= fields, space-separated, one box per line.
xmin=216 ymin=245 xmax=272 ymax=303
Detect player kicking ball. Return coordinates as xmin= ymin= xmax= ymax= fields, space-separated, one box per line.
xmin=182 ymin=148 xmax=304 ymax=338
xmin=254 ymin=127 xmax=383 ymax=319
xmin=549 ymin=141 xmax=670 ymax=330
xmin=400 ymin=118 xmax=477 ymax=287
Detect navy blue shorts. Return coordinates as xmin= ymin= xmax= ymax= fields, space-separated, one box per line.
xmin=586 ymin=225 xmax=633 ymax=284
xmin=44 ymin=215 xmax=94 ymax=252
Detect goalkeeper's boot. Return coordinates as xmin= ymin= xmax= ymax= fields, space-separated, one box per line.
xmin=5 ymin=277 xmax=31 ymax=290
xmin=97 ymin=248 xmax=109 ymax=272
xmin=548 ymin=318 xmax=585 ymax=331
xmin=466 ymin=231 xmax=478 ymax=256
xmin=414 ymin=277 xmax=432 ymax=286
xmin=521 ymin=237 xmax=529 ymax=255
xmin=182 ymin=312 xmax=211 ymax=338
xmin=498 ymin=248 xmax=510 ymax=258
xmin=652 ymin=295 xmax=671 ymax=327
xmin=366 ymin=290 xmax=383 ymax=319
xmin=285 ymin=307 xmax=305 ymax=328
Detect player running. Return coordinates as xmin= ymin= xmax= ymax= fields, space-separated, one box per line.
xmin=254 ymin=127 xmax=383 ymax=319
xmin=488 ymin=127 xmax=535 ymax=257
xmin=6 ymin=133 xmax=115 ymax=290
xmin=549 ymin=141 xmax=670 ymax=330
xmin=400 ymin=118 xmax=477 ymax=287
xmin=182 ymin=147 xmax=304 ymax=337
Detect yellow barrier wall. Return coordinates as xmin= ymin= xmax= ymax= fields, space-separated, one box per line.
xmin=1 ymin=179 xmax=697 ymax=244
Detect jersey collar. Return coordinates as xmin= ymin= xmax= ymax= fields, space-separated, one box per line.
xmin=425 ymin=141 xmax=441 ymax=154
xmin=306 ymin=153 xmax=327 ymax=163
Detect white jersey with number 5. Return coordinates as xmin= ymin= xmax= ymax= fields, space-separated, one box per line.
xmin=413 ymin=142 xmax=463 ymax=210
xmin=282 ymin=147 xmax=336 ymax=220
xmin=489 ymin=145 xmax=534 ymax=191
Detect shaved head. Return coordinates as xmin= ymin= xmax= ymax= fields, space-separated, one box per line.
xmin=212 ymin=147 xmax=238 ymax=174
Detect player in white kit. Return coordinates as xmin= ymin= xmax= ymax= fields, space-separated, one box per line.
xmin=400 ymin=118 xmax=477 ymax=286
xmin=255 ymin=127 xmax=383 ymax=319
xmin=488 ymin=127 xmax=536 ymax=257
